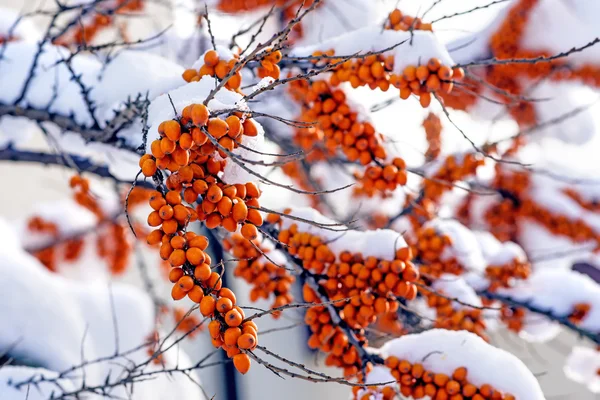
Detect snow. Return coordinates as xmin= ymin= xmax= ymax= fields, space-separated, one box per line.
xmin=0 ymin=218 xmax=205 ymax=399
xmin=432 ymin=274 xmax=482 ymax=309
xmin=564 ymin=346 xmax=600 ymax=393
xmin=379 ymin=329 xmax=545 ymax=400
xmin=502 ymin=268 xmax=600 ymax=332
xmin=0 ymin=7 xmax=40 ymax=42
xmin=426 ymin=219 xmax=487 ymax=272
xmin=292 ymin=27 xmax=454 ymax=75
xmin=279 ymin=207 xmax=408 ymax=261
xmin=522 ymin=0 xmax=600 ymax=66
xmin=475 ymin=231 xmax=526 ymax=265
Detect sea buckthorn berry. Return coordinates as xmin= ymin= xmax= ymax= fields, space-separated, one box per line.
xmin=188 ymin=286 xmax=204 ymax=303
xmin=200 ymin=296 xmax=216 ymax=316
xmin=225 ymin=309 xmax=243 ymax=327
xmin=194 ymin=263 xmax=212 ymax=281
xmin=217 ymin=297 xmax=234 ymax=313
xmin=237 ymin=333 xmax=257 ymax=349
xmin=207 ymin=272 xmax=223 ymax=291
xmin=169 ymin=267 xmax=184 ymax=283
xmin=233 ymin=353 xmax=251 ymax=374
xmin=224 ymin=327 xmax=242 ymax=346
xmin=241 ymin=223 xmax=258 ymax=240
xmin=204 ymin=50 xmax=219 ymax=67
xmin=163 ymin=120 xmax=181 ymax=141
xmin=208 ymin=320 xmax=221 ymax=338
xmin=146 ymin=229 xmax=163 ymax=245
xmin=208 ymin=118 xmax=229 ymax=139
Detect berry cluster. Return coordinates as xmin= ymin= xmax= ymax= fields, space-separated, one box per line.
xmin=288 ymin=79 xmax=387 ymax=164
xmin=485 ymin=259 xmax=531 ymax=291
xmin=411 ymin=226 xmax=463 ymax=278
xmin=224 ymin=234 xmax=295 ymax=317
xmin=423 ymin=153 xmax=484 ymax=202
xmin=422 ymin=112 xmax=442 ymax=160
xmin=206 ymin=291 xmax=257 ymax=374
xmin=353 ymin=158 xmax=408 ymax=198
xmin=303 ymin=285 xmax=371 ymax=379
xmin=141 ymin=105 xmax=265 ymax=374
xmin=425 ymin=291 xmax=488 ymax=341
xmin=182 ymin=50 xmax=243 ymax=92
xmin=386 ymin=9 xmax=433 ymax=32
xmin=384 ymin=360 xmax=516 ymax=400
xmin=314 ymin=49 xmax=464 ymax=107
xmin=276 ymin=220 xmax=419 ymax=328
xmin=55 ymin=0 xmax=143 ymax=46
xmin=29 ymin=176 xmax=134 ymax=274
xmin=481 ymin=167 xmax=600 ymax=248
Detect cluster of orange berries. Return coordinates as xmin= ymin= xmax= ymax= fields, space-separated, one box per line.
xmin=140 ymin=106 xmax=265 ymax=374
xmin=386 ymin=9 xmax=433 ymax=32
xmin=27 ymin=217 xmax=63 ymax=271
xmin=289 ymin=79 xmax=387 ymax=164
xmin=483 ymin=167 xmax=600 ymax=248
xmin=353 ymin=158 xmax=408 ymax=198
xmin=206 ymin=291 xmax=257 ymax=374
xmin=224 ymin=234 xmax=295 ymax=317
xmin=256 ymin=48 xmax=283 ymax=80
xmin=71 ymin=176 xmax=136 ymax=274
xmin=411 ymin=226 xmax=462 ymax=278
xmin=217 ymin=0 xmax=317 ymax=39
xmin=423 ymin=154 xmax=484 ymax=202
xmin=423 ymin=112 xmax=442 ymax=160
xmin=275 ymin=219 xmax=419 ymax=326
xmin=485 ymin=260 xmax=531 ymax=291
xmin=313 ymin=47 xmax=464 ymax=107
xmin=55 ymin=0 xmax=143 ymax=46
xmin=384 ymin=360 xmax=515 ymax=400
xmin=173 ymin=307 xmax=203 ymax=339
xmin=443 ymin=0 xmax=600 ymax=126
xmin=303 ymin=285 xmax=371 ymax=379
xmin=182 ymin=50 xmax=243 ymax=91
xmin=140 ymin=104 xmax=263 ymax=239
xmin=568 ymin=303 xmax=592 ymax=325
xmin=499 ymin=305 xmax=526 ymax=333
xmin=563 ymin=188 xmax=600 ymax=212
xmin=427 ymin=292 xmax=488 ymax=341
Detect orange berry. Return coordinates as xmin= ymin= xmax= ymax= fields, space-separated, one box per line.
xmin=163 ymin=120 xmax=181 ymax=141
xmin=233 ymin=353 xmax=251 ymax=374
xmin=225 ymin=309 xmax=243 ymax=327
xmin=207 ymin=271 xmax=222 ymax=291
xmin=171 ymin=285 xmax=187 ymax=300
xmin=169 ymin=249 xmax=186 ymax=266
xmin=242 ymin=119 xmax=258 ymax=136
xmin=224 ymin=327 xmax=242 ymax=346
xmin=241 ymin=223 xmax=258 ymax=240
xmin=200 ymin=295 xmax=216 ymax=316
xmin=219 ymin=288 xmax=237 ymax=304
xmin=188 ymin=285 xmax=204 ymax=303
xmin=207 ymin=185 xmax=224 ymax=203
xmin=146 ymin=229 xmax=163 ymax=245
xmin=208 ymin=118 xmax=229 ymax=139
xmin=217 ymin=297 xmax=234 ymax=313
xmin=208 ymin=319 xmax=221 ymax=338
xmin=186 ymin=247 xmax=205 ymax=265
xmin=169 ymin=267 xmax=184 ymax=283
xmin=237 ymin=333 xmax=257 ymax=350
xmin=204 ymin=50 xmax=219 ymax=67
xmin=194 ymin=263 xmax=212 ymax=281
